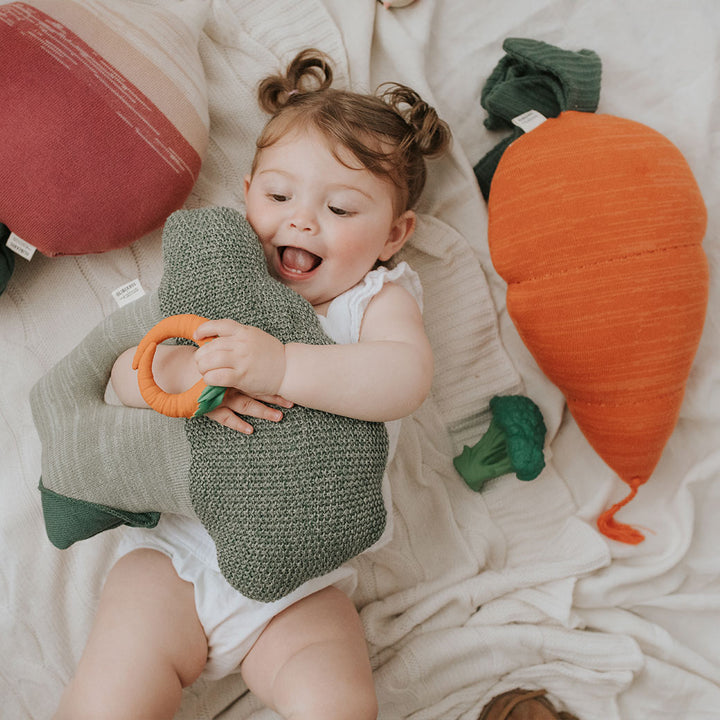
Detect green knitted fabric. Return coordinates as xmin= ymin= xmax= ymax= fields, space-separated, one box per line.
xmin=32 ymin=291 xmax=191 ymax=538
xmin=159 ymin=207 xmax=390 ymax=600
xmin=31 ymin=207 xmax=389 ymax=602
xmin=473 ymin=38 xmax=602 ymax=200
xmin=40 ymin=483 xmax=161 ymax=549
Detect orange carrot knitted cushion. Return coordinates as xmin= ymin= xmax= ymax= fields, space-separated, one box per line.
xmin=487 ymin=110 xmax=708 ymax=543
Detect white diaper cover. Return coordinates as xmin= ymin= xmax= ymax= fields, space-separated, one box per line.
xmin=116 ymin=514 xmax=358 ymax=681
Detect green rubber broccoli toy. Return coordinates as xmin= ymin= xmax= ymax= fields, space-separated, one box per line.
xmin=453 ymin=395 xmax=546 ymax=491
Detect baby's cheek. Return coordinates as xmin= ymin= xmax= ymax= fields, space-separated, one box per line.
xmin=248 ymin=217 xmax=274 ymax=252
xmin=245 ymin=201 xmax=265 ymax=231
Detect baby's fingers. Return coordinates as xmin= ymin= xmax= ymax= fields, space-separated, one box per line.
xmin=224 ymin=392 xmax=284 ymax=422
xmin=204 ymin=390 xmax=286 ymax=433
xmin=194 ymin=318 xmax=242 ymax=341
xmin=205 ymin=406 xmax=255 ymax=434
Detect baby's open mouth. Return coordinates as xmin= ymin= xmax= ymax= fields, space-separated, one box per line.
xmin=279 ymin=246 xmax=322 ymax=274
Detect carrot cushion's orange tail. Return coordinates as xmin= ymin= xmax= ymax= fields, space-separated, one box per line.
xmin=488 ymin=111 xmax=709 ymax=543
xmin=132 ymin=313 xmax=225 ymax=418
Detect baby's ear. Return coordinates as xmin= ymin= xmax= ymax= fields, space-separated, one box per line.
xmin=379 ymin=210 xmax=416 ymax=261
xmin=243 ymin=174 xmax=252 ymax=204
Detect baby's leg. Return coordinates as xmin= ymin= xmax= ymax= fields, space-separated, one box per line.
xmin=54 ymin=548 xmax=208 ymax=720
xmin=241 ymin=586 xmax=377 ymax=720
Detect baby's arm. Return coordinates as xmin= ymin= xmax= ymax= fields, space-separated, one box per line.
xmin=110 ymin=344 xmax=198 ymax=408
xmin=110 ymin=344 xmax=289 ymax=433
xmin=281 ymin=283 xmax=432 ymax=421
xmin=195 ymin=282 xmax=433 ymax=423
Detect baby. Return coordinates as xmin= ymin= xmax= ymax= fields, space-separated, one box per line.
xmin=55 ymin=49 xmax=450 ymax=720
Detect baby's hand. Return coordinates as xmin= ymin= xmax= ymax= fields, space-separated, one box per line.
xmin=204 ymin=389 xmax=293 ymax=434
xmin=194 ymin=319 xmax=287 ymax=399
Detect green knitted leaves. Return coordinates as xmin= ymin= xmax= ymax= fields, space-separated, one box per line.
xmin=474 ymin=37 xmax=602 ymax=199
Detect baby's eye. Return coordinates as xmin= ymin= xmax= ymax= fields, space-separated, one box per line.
xmin=329 ymin=205 xmax=354 ymax=216
xmin=269 ymin=193 xmax=288 ymax=202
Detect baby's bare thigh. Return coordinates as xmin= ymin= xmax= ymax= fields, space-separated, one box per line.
xmin=55 ymin=549 xmax=208 ymax=720
xmin=99 ymin=549 xmax=207 ymax=681
xmin=241 ymin=586 xmax=377 ymax=720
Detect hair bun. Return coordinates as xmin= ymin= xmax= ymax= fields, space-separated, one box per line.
xmin=257 ymin=48 xmax=333 ymax=114
xmin=379 ymin=83 xmax=451 ymax=157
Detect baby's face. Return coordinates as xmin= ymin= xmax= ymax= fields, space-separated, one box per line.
xmin=244 ymin=127 xmax=408 ymax=311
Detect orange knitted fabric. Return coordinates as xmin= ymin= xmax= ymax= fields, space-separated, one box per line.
xmin=488 ymin=111 xmax=708 ymax=543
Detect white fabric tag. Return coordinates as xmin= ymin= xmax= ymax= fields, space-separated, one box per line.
xmin=112 ymin=278 xmax=146 ymax=307
xmin=6 ymin=233 xmax=37 ymax=260
xmin=512 ymin=109 xmax=548 ymax=133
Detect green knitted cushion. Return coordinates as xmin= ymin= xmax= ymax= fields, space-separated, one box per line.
xmin=30 ymin=207 xmax=389 ymax=602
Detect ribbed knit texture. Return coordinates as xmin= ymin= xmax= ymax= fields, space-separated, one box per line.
xmin=29 ymin=294 xmax=190 ymax=547
xmin=158 ymin=207 xmax=389 ymax=601
xmin=29 ymin=289 xmax=194 ymax=546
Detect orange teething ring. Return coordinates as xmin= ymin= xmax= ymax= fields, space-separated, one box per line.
xmin=132 ymin=314 xmax=225 ymax=418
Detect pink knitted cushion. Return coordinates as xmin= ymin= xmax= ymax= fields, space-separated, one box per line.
xmin=0 ymin=0 xmax=208 ymax=256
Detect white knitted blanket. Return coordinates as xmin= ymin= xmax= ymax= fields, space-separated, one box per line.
xmin=2 ymin=2 xmax=719 ymax=719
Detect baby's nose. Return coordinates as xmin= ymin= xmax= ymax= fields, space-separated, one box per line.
xmin=289 ymin=206 xmax=317 ymax=233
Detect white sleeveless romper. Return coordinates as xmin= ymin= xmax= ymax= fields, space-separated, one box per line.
xmin=116 ymin=262 xmax=423 ymax=680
